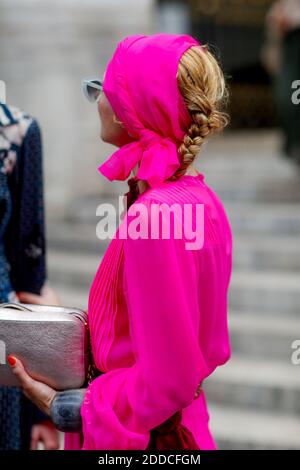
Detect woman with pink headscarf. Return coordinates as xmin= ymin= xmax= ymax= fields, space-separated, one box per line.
xmin=8 ymin=33 xmax=232 ymax=450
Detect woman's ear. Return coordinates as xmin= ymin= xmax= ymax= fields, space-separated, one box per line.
xmin=112 ymin=114 xmax=135 ymax=140
xmin=112 ymin=114 xmax=124 ymax=127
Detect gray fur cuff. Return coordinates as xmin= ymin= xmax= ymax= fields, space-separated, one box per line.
xmin=50 ymin=389 xmax=86 ymax=433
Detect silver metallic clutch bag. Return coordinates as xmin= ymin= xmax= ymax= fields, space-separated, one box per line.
xmin=0 ymin=302 xmax=89 ymax=390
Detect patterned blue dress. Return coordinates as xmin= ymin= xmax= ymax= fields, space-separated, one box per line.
xmin=0 ymin=103 xmax=47 ymax=449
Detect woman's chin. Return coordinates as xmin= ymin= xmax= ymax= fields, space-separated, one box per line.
xmin=100 ymin=128 xmax=134 ymax=147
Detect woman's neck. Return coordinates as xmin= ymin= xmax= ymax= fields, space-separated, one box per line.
xmin=132 ymin=163 xmax=199 ymax=195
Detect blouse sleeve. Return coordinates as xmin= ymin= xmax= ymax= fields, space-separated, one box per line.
xmin=80 ymin=197 xmax=209 ymax=450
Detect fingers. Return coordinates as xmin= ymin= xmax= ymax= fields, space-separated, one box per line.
xmin=31 ymin=423 xmax=60 ymax=450
xmin=17 ymin=285 xmax=61 ymax=307
xmin=30 ymin=426 xmax=39 ymax=450
xmin=7 ymin=355 xmax=57 ymax=417
xmin=44 ymin=437 xmax=60 ymax=451
xmin=7 ymin=355 xmax=35 ymax=392
xmin=41 ymin=284 xmax=61 ymax=306
xmin=17 ymin=291 xmax=42 ymax=305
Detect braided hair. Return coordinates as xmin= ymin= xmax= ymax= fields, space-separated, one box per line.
xmin=125 ymin=44 xmax=229 ymax=209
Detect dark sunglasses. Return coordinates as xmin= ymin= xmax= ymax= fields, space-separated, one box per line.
xmin=82 ymin=78 xmax=103 ymax=103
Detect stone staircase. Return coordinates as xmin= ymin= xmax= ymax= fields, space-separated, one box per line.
xmin=47 ymin=130 xmax=300 ymax=449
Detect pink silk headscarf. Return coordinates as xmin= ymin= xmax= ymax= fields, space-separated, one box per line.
xmin=98 ymin=33 xmax=201 ymax=188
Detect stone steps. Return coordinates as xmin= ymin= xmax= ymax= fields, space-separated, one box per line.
xmin=50 ymin=283 xmax=89 ymax=312
xmin=47 ymin=216 xmax=300 ymax=268
xmin=47 ymin=254 xmax=300 ymax=364
xmin=48 ymin=249 xmax=100 ymax=291
xmin=48 ymin=200 xmax=300 ymax=241
xmin=48 ymin=249 xmax=300 ymax=316
xmin=226 ymin=202 xmax=300 ymax=236
xmin=48 ymin=254 xmax=300 ymax=360
xmin=233 ymin=236 xmax=300 ymax=272
xmin=207 ymin=180 xmax=300 ymax=203
xmin=47 ymin=222 xmax=109 ymax=254
xmin=48 ymin=223 xmax=300 ymax=272
xmin=229 ymin=270 xmax=300 ymax=316
xmin=229 ymin=311 xmax=300 ymax=361
xmin=209 ymin=404 xmax=300 ymax=450
xmin=205 ymin=356 xmax=300 ymax=416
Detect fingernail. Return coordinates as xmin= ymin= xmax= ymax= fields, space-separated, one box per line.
xmin=7 ymin=355 xmax=16 ymax=366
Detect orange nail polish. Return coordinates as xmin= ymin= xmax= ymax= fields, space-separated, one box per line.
xmin=7 ymin=355 xmax=16 ymax=366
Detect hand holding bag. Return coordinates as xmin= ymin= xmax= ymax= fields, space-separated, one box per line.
xmin=0 ymin=302 xmax=91 ymax=390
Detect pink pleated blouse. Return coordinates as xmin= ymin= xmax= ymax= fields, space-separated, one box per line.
xmin=64 ymin=172 xmax=232 ymax=450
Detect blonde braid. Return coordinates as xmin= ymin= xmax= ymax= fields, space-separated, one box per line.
xmin=169 ymin=44 xmax=229 ymax=181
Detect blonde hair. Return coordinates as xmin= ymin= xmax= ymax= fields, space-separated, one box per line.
xmin=170 ymin=44 xmax=229 ymax=180
xmin=125 ymin=44 xmax=229 ymax=207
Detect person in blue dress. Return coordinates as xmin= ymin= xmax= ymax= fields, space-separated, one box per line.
xmin=0 ymin=102 xmax=59 ymax=450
